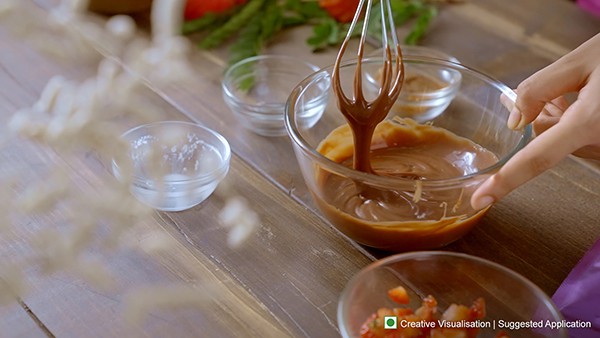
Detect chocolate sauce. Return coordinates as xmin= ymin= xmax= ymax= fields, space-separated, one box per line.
xmin=322 ymin=42 xmax=498 ymax=251
xmin=332 ymin=44 xmax=403 ymax=174
xmin=314 ymin=119 xmax=497 ymax=251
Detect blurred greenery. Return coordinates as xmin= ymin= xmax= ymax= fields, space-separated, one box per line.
xmin=183 ymin=0 xmax=450 ymax=67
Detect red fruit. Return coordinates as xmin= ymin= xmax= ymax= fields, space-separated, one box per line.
xmin=387 ymin=286 xmax=410 ymax=305
xmin=318 ymin=0 xmax=360 ymax=23
xmin=184 ymin=0 xmax=247 ymax=21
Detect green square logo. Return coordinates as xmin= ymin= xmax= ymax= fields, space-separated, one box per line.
xmin=383 ymin=316 xmax=397 ymax=329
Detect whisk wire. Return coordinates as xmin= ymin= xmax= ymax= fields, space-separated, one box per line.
xmin=333 ymin=0 xmax=404 ymax=123
xmin=332 ymin=0 xmax=405 ymax=173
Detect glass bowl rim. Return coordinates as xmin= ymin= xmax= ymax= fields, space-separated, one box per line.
xmin=112 ymin=120 xmax=232 ymax=185
xmin=222 ymin=54 xmax=324 ymax=110
xmin=337 ymin=250 xmax=566 ymax=338
xmin=284 ymin=56 xmax=532 ymax=189
xmin=365 ymin=53 xmax=463 ymax=101
xmin=368 ymin=45 xmax=461 ymax=64
xmin=394 ymin=67 xmax=461 ymax=101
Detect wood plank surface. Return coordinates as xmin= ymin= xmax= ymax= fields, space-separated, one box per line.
xmin=0 ymin=16 xmax=369 ymax=337
xmin=0 ymin=0 xmax=599 ymax=337
xmin=158 ymin=0 xmax=600 ymax=293
xmin=0 ymin=300 xmax=47 ymax=337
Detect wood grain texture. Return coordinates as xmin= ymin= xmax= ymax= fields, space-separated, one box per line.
xmin=0 ymin=11 xmax=370 ymax=337
xmin=156 ymin=0 xmax=600 ymax=296
xmin=0 ymin=298 xmax=47 ymax=337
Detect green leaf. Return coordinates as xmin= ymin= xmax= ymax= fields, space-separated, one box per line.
xmin=182 ymin=14 xmax=220 ymax=35
xmin=285 ymin=0 xmax=329 ymax=19
xmin=227 ymin=0 xmax=284 ymax=91
xmin=404 ymin=5 xmax=437 ymax=45
xmin=260 ymin=0 xmax=284 ymax=42
xmin=228 ymin=14 xmax=263 ymax=66
xmin=187 ymin=0 xmax=444 ymax=63
xmin=198 ymin=0 xmax=266 ymax=49
xmin=227 ymin=16 xmax=262 ymax=92
xmin=281 ymin=15 xmax=308 ymax=27
xmin=307 ymin=19 xmax=340 ymax=51
xmin=392 ymin=0 xmax=424 ymax=25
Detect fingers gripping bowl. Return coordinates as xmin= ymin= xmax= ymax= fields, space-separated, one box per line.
xmin=285 ymin=56 xmax=531 ymax=251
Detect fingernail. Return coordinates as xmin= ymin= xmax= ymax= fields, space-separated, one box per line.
xmin=473 ymin=195 xmax=495 ymax=210
xmin=516 ymin=117 xmax=529 ymax=130
xmin=507 ymin=107 xmax=521 ymax=130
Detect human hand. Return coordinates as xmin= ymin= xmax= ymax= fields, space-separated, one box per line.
xmin=471 ymin=33 xmax=600 ymax=210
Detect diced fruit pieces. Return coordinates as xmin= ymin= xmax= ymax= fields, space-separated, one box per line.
xmin=388 ymin=286 xmax=410 ymax=304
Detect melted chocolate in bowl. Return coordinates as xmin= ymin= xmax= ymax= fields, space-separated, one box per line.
xmin=314 ymin=119 xmax=496 ymax=251
xmin=285 ymin=57 xmax=531 ymax=252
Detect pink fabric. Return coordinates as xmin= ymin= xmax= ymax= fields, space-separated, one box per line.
xmin=552 ymin=238 xmax=600 ymax=338
xmin=578 ymin=0 xmax=600 ymax=17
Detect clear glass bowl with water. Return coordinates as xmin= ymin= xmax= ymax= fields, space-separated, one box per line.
xmin=112 ymin=121 xmax=231 ymax=211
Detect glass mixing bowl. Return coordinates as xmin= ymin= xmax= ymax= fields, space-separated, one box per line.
xmin=338 ymin=252 xmax=567 ymax=338
xmin=285 ymin=56 xmax=531 ymax=251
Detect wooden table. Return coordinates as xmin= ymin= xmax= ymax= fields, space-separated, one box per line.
xmin=0 ymin=0 xmax=599 ymax=337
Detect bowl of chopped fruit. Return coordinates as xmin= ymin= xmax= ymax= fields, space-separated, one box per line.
xmin=285 ymin=56 xmax=530 ymax=251
xmin=337 ymin=251 xmax=567 ymax=338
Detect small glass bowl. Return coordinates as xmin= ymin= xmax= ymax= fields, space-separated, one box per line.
xmin=338 ymin=252 xmax=567 ymax=338
xmin=112 ymin=121 xmax=231 ymax=212
xmin=367 ymin=45 xmax=461 ymax=122
xmin=222 ymin=55 xmax=329 ymax=137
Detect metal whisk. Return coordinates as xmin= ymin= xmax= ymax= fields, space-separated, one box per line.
xmin=332 ymin=0 xmax=404 ymax=174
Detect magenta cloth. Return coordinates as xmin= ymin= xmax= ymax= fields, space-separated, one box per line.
xmin=578 ymin=0 xmax=600 ymax=16
xmin=552 ymin=238 xmax=600 ymax=338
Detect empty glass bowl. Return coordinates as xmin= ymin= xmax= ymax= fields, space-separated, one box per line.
xmin=222 ymin=54 xmax=329 ymax=137
xmin=367 ymin=45 xmax=461 ymax=122
xmin=338 ymin=252 xmax=567 ymax=338
xmin=285 ymin=56 xmax=531 ymax=251
xmin=112 ymin=121 xmax=231 ymax=212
